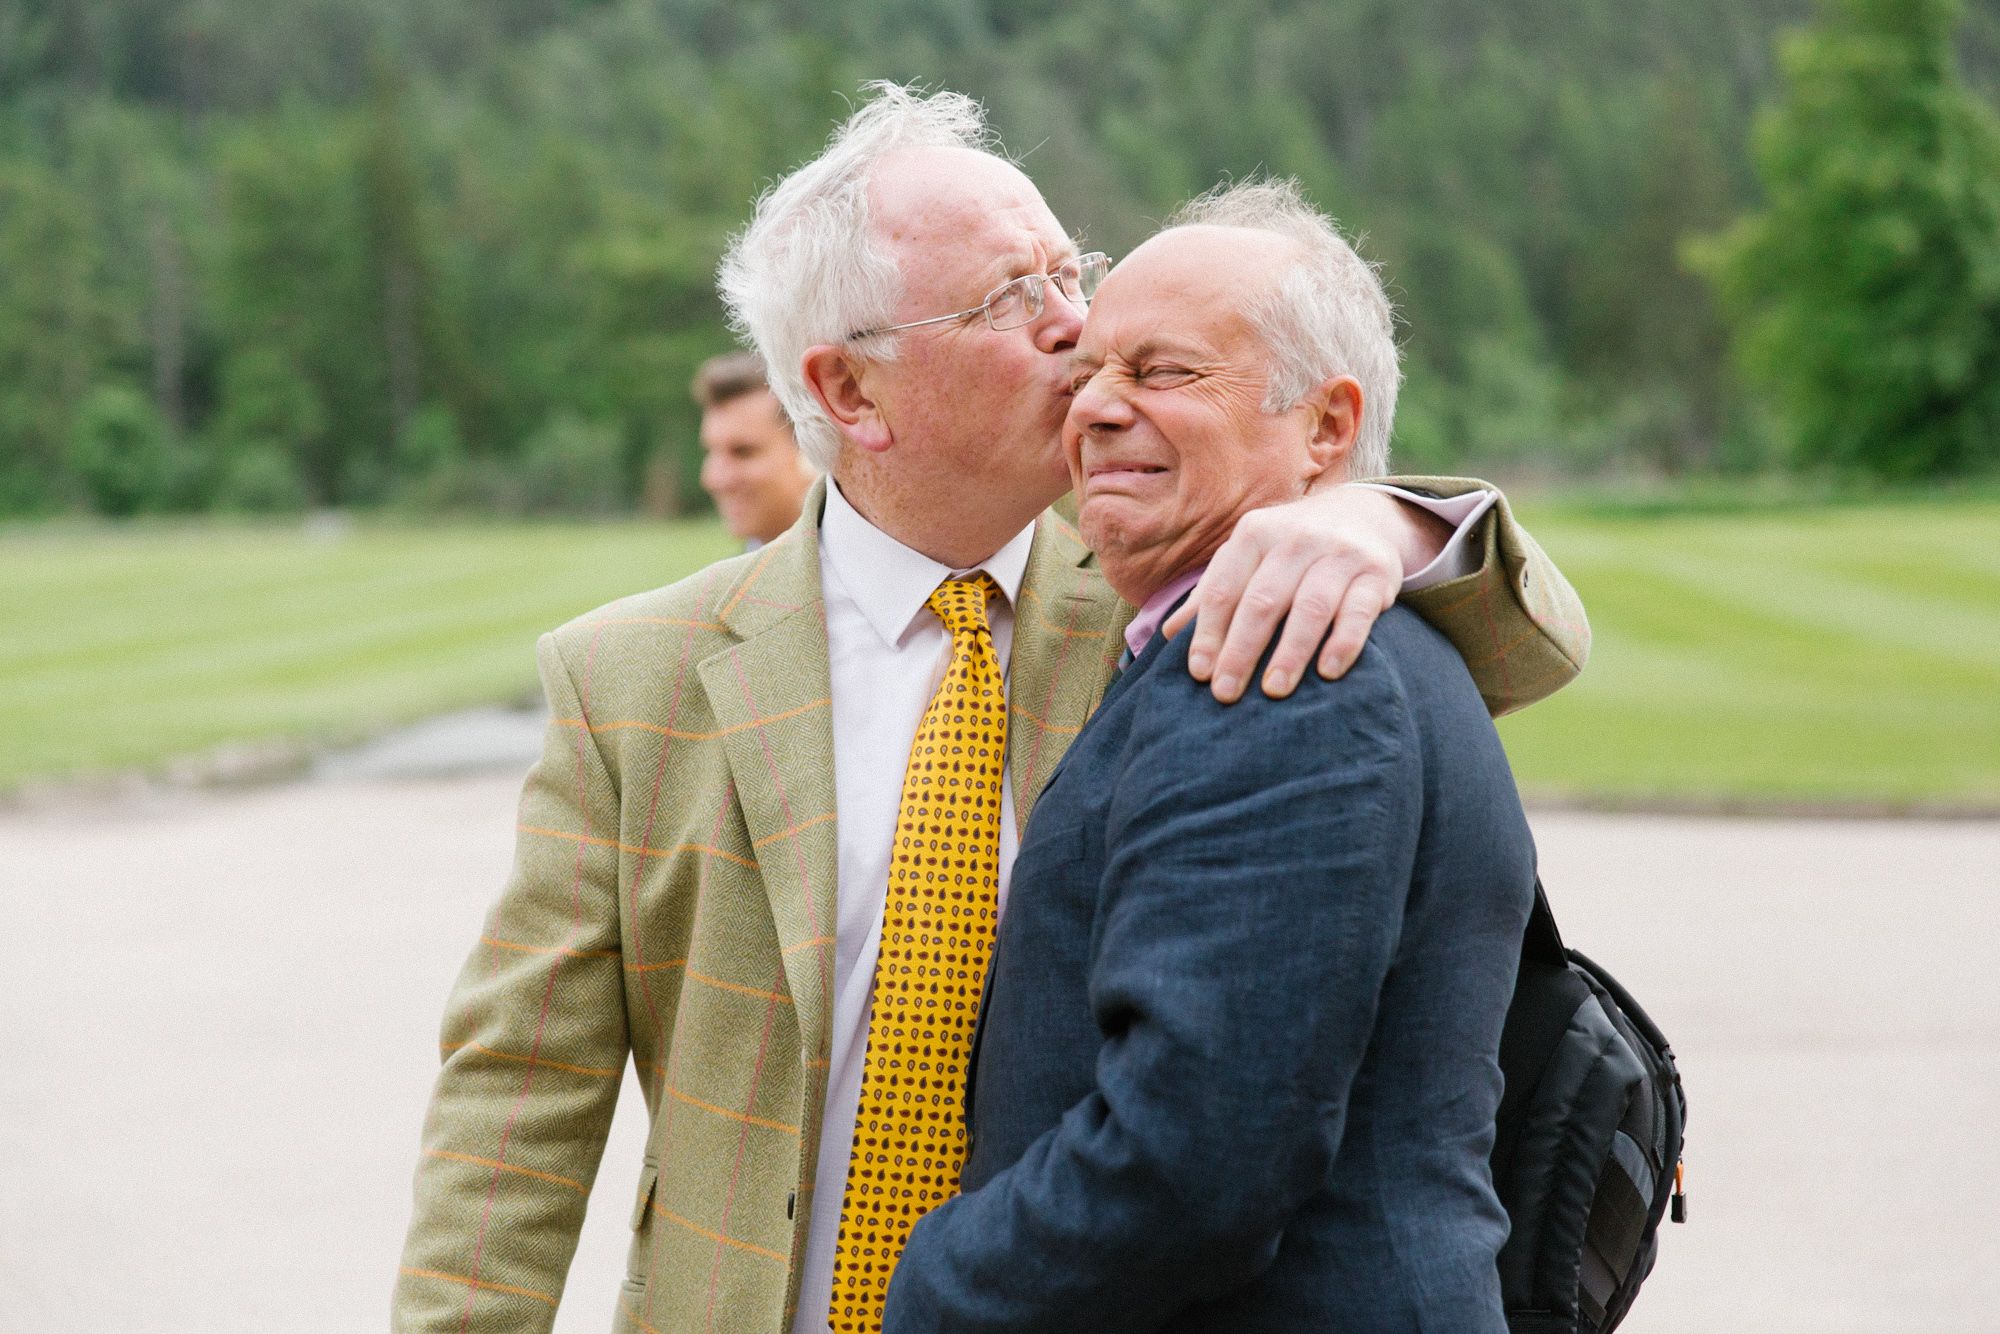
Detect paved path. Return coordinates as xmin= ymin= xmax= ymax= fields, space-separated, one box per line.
xmin=2 ymin=774 xmax=1995 ymax=1332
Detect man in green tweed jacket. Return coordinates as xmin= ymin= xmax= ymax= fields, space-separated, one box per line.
xmin=394 ymin=87 xmax=1590 ymax=1334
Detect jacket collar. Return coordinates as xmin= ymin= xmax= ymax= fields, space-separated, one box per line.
xmin=1004 ymin=505 xmax=1128 ymax=833
xmin=698 ymin=480 xmax=839 ymax=1072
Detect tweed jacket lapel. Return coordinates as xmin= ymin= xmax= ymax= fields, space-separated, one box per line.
xmin=1006 ymin=508 xmax=1130 ymax=835
xmin=696 ymin=486 xmax=840 ymax=1070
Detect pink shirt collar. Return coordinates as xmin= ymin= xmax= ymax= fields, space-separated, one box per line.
xmin=1123 ymin=565 xmax=1207 ymax=659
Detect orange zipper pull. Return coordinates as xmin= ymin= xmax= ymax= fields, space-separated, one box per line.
xmin=1670 ymin=1160 xmax=1687 ymax=1223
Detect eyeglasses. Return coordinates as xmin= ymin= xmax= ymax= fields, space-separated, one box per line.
xmin=848 ymin=252 xmax=1111 ymax=340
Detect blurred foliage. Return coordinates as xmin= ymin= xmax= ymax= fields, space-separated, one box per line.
xmin=1696 ymin=0 xmax=2000 ymax=480
xmin=2 ymin=0 xmax=1998 ymax=517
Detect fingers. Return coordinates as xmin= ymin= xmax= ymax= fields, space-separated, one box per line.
xmin=1257 ymin=558 xmax=1352 ymax=698
xmin=1176 ymin=497 xmax=1409 ymax=702
xmin=1205 ymin=554 xmax=1313 ymax=703
xmin=1178 ymin=537 xmax=1268 ymax=688
xmin=1314 ymin=571 xmax=1395 ymax=681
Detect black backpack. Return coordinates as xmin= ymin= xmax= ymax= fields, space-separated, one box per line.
xmin=1491 ymin=879 xmax=1688 ymax=1334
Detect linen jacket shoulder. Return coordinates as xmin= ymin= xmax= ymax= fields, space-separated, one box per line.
xmin=394 ymin=477 xmax=1583 ymax=1333
xmin=1382 ymin=475 xmax=1590 ymax=716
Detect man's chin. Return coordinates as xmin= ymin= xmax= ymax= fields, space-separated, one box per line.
xmin=1080 ymin=488 xmax=1144 ymax=522
xmin=1078 ymin=504 xmax=1153 ymax=558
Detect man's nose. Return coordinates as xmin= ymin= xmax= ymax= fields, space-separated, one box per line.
xmin=1035 ymin=282 xmax=1085 ymax=353
xmin=1071 ymin=373 xmax=1132 ymax=433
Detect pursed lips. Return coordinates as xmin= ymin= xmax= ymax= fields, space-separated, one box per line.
xmin=1083 ymin=460 xmax=1170 ymax=490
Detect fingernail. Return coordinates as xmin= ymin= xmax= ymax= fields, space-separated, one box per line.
xmin=1215 ymin=673 xmax=1240 ymax=699
xmin=1264 ymin=669 xmax=1291 ymax=695
xmin=1189 ymin=652 xmax=1212 ymax=678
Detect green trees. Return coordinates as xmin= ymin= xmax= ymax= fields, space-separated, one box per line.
xmin=1700 ymin=0 xmax=2000 ymax=479
xmin=66 ymin=383 xmax=184 ymax=516
xmin=1 ymin=0 xmax=1996 ymax=516
xmin=0 ymin=163 xmax=104 ymax=513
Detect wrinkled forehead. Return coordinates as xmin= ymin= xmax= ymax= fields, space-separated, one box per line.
xmin=1083 ymin=226 xmax=1294 ymax=356
xmin=867 ymin=146 xmax=1069 ymax=272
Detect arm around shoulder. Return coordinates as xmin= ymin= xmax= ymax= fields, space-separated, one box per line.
xmin=393 ymin=631 xmax=631 ymax=1332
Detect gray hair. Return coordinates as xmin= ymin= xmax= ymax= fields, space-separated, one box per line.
xmin=717 ymin=83 xmax=997 ymax=471
xmin=1167 ymin=178 xmax=1400 ymax=478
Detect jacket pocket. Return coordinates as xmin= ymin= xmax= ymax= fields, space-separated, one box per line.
xmin=626 ymin=1159 xmax=661 ymax=1286
xmin=616 ymin=1276 xmax=650 ymax=1323
xmin=629 ymin=1159 xmax=659 ymax=1231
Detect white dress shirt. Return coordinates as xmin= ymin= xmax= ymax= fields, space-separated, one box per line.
xmin=788 ymin=479 xmax=1488 ymax=1334
xmin=1348 ymin=482 xmax=1497 ymax=593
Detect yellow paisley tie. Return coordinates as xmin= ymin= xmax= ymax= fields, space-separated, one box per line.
xmin=829 ymin=573 xmax=1008 ymax=1333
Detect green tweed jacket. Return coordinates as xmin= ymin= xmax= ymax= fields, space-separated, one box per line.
xmin=393 ymin=477 xmax=1588 ymax=1333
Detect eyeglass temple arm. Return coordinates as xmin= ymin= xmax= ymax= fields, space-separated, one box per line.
xmin=848 ymin=307 xmax=981 ymax=341
xmin=849 ymin=263 xmax=1098 ymax=341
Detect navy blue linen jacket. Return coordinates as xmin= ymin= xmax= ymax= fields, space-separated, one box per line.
xmin=881 ymin=604 xmax=1537 ymax=1333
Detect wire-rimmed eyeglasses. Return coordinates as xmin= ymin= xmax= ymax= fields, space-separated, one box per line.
xmin=848 ymin=252 xmax=1111 ymax=341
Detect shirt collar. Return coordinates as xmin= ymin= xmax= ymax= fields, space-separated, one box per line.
xmin=1123 ymin=564 xmax=1207 ymax=658
xmin=820 ymin=477 xmax=1035 ymax=649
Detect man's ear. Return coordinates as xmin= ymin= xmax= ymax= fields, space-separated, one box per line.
xmin=1301 ymin=375 xmax=1363 ymax=485
xmin=801 ymin=344 xmax=892 ymax=454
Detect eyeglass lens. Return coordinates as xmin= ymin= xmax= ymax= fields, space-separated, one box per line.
xmin=987 ymin=254 xmax=1111 ymax=332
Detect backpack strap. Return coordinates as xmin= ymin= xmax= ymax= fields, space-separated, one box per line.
xmin=1524 ymin=876 xmax=1568 ymax=968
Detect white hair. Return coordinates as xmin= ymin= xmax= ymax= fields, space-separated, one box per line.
xmin=1167 ymin=178 xmax=1401 ymax=479
xmin=717 ymin=83 xmax=998 ymax=471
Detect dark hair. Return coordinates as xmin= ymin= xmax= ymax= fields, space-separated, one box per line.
xmin=691 ymin=350 xmax=777 ymax=411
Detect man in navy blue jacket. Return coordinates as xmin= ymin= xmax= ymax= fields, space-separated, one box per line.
xmin=882 ymin=178 xmax=1538 ymax=1333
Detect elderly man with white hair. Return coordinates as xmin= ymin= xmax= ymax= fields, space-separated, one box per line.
xmin=881 ymin=180 xmax=1537 ymax=1333
xmin=394 ymin=86 xmax=1583 ymax=1334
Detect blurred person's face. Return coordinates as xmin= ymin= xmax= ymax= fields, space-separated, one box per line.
xmin=842 ymin=147 xmax=1086 ymax=531
xmin=698 ymin=388 xmax=814 ymax=543
xmin=1064 ymin=226 xmax=1359 ymax=604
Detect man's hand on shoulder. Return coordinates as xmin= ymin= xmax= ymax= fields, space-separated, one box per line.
xmin=1164 ymin=484 xmax=1452 ymax=703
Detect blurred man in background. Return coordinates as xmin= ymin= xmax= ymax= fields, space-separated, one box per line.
xmin=695 ymin=349 xmax=817 ymax=548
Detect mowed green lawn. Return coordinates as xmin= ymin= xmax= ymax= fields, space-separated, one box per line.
xmin=0 ymin=517 xmax=737 ymax=790
xmin=2 ymin=500 xmax=1996 ymax=804
xmin=1494 ymin=497 xmax=2000 ymax=806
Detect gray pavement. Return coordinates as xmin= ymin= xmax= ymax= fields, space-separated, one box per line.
xmin=2 ymin=771 xmax=1996 ymax=1332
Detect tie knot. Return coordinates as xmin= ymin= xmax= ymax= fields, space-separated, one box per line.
xmin=928 ymin=573 xmax=998 ymax=637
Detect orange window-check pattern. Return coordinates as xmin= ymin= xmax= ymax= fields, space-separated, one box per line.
xmin=829 ymin=573 xmax=1009 ymax=1333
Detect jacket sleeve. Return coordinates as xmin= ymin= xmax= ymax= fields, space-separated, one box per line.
xmin=393 ymin=631 xmax=630 ymax=1331
xmin=1376 ymin=474 xmax=1591 ymax=716
xmin=882 ymin=639 xmax=1423 ymax=1333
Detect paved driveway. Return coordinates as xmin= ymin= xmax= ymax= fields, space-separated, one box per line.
xmin=3 ymin=774 xmax=1994 ymax=1332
